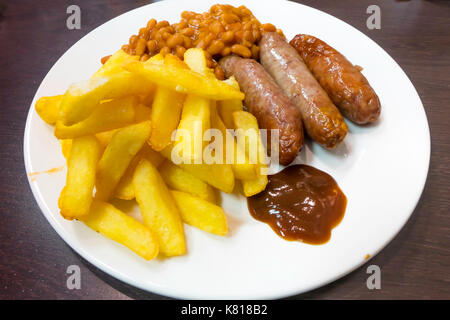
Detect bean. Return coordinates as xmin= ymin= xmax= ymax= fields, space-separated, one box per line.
xmin=101 ymin=55 xmax=111 ymax=64
xmin=135 ymin=38 xmax=147 ymax=56
xmin=231 ymin=44 xmax=251 ymax=58
xmin=146 ymin=40 xmax=157 ymax=54
xmin=220 ymin=31 xmax=234 ymax=43
xmin=146 ymin=19 xmax=157 ymax=30
xmin=129 ymin=35 xmax=138 ymax=48
xmin=214 ymin=66 xmax=225 ymax=80
xmin=207 ymin=40 xmax=225 ymax=55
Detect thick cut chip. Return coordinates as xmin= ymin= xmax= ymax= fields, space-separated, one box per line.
xmin=160 ymin=145 xmax=235 ymax=193
xmin=134 ymin=103 xmax=152 ymax=122
xmin=35 ymin=95 xmax=63 ymax=125
xmin=171 ymin=190 xmax=227 ymax=236
xmin=92 ymin=50 xmax=139 ymax=78
xmin=54 ymin=96 xmax=137 ymax=139
xmin=241 ymin=174 xmax=269 ymax=197
xmin=60 ymin=72 xmax=154 ymax=125
xmin=114 ymin=144 xmax=165 ymax=200
xmin=60 ymin=139 xmax=72 ymax=161
xmin=232 ymin=111 xmax=269 ymax=166
xmin=124 ymin=61 xmax=244 ymax=100
xmin=183 ymin=48 xmax=215 ymax=78
xmin=82 ymin=200 xmax=159 ymax=260
xmin=174 ymin=95 xmax=210 ymax=163
xmin=133 ymin=159 xmax=185 ymax=256
xmin=96 ymin=121 xmax=151 ymax=201
xmin=159 ymin=161 xmax=216 ymax=203
xmin=149 ymin=86 xmax=185 ymax=151
xmin=233 ymin=111 xmax=269 ymax=196
xmin=58 ymin=136 xmax=101 ymax=220
xmin=210 ymin=102 xmax=256 ymax=180
xmin=218 ymin=77 xmax=244 ymax=128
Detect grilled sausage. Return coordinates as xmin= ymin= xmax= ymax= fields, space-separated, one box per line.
xmin=219 ymin=55 xmax=304 ymax=166
xmin=290 ymin=34 xmax=381 ymax=124
xmin=259 ymin=32 xmax=347 ymax=148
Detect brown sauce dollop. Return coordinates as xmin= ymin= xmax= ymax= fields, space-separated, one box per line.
xmin=247 ymin=165 xmax=346 ymax=244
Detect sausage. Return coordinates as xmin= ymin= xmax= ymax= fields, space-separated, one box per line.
xmin=290 ymin=34 xmax=381 ymax=124
xmin=259 ymin=32 xmax=347 ymax=148
xmin=219 ymin=55 xmax=304 ymax=166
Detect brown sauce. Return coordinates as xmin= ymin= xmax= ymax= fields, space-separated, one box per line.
xmin=247 ymin=165 xmax=346 ymax=244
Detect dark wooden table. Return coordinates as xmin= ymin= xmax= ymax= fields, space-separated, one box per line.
xmin=0 ymin=0 xmax=449 ymax=300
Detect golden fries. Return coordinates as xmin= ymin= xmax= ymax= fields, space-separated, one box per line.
xmin=124 ymin=61 xmax=244 ymax=100
xmin=159 ymin=161 xmax=216 ymax=203
xmin=59 ymin=72 xmax=154 ymax=126
xmin=241 ymin=174 xmax=269 ymax=197
xmin=133 ymin=159 xmax=185 ymax=256
xmin=82 ymin=200 xmax=159 ymax=260
xmin=149 ymin=86 xmax=185 ymax=151
xmin=233 ymin=111 xmax=268 ymax=167
xmin=161 ymin=144 xmax=235 ymax=193
xmin=134 ymin=103 xmax=152 ymax=122
xmin=114 ymin=144 xmax=165 ymax=200
xmin=233 ymin=111 xmax=269 ymax=196
xmin=210 ymin=102 xmax=256 ymax=180
xmin=92 ymin=50 xmax=139 ymax=78
xmin=35 ymin=95 xmax=63 ymax=125
xmin=174 ymin=95 xmax=211 ymax=163
xmin=184 ymin=48 xmax=215 ymax=78
xmin=96 ymin=121 xmax=151 ymax=201
xmin=54 ymin=96 xmax=137 ymax=139
xmin=218 ymin=77 xmax=244 ymax=128
xmin=60 ymin=139 xmax=72 ymax=161
xmin=171 ymin=190 xmax=227 ymax=236
xmin=34 ymin=44 xmax=273 ymax=259
xmin=58 ymin=136 xmax=101 ymax=220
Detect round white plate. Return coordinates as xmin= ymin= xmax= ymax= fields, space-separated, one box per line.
xmin=24 ymin=0 xmax=430 ymax=299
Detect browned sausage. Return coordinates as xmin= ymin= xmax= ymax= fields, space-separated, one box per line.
xmin=219 ymin=55 xmax=304 ymax=166
xmin=290 ymin=34 xmax=381 ymax=124
xmin=259 ymin=32 xmax=347 ymax=148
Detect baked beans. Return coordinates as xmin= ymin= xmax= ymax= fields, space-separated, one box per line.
xmin=104 ymin=4 xmax=285 ymax=79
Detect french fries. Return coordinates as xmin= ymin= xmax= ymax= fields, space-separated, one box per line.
xmin=58 ymin=136 xmax=101 ymax=220
xmin=92 ymin=50 xmax=139 ymax=78
xmin=218 ymin=77 xmax=244 ymax=128
xmin=149 ymin=86 xmax=185 ymax=151
xmin=35 ymin=95 xmax=63 ymax=125
xmin=59 ymin=72 xmax=154 ymax=126
xmin=124 ymin=60 xmax=244 ymax=100
xmin=210 ymin=101 xmax=256 ymax=180
xmin=233 ymin=111 xmax=269 ymax=167
xmin=82 ymin=200 xmax=159 ymax=260
xmin=171 ymin=190 xmax=227 ymax=236
xmin=34 ymin=44 xmax=271 ymax=259
xmin=159 ymin=161 xmax=216 ymax=203
xmin=133 ymin=159 xmax=186 ymax=256
xmin=96 ymin=121 xmax=151 ymax=201
xmin=161 ymin=144 xmax=235 ymax=193
xmin=114 ymin=144 xmax=165 ymax=200
xmin=174 ymin=95 xmax=211 ymax=163
xmin=54 ymin=96 xmax=137 ymax=139
xmin=233 ymin=111 xmax=269 ymax=196
xmin=184 ymin=48 xmax=215 ymax=77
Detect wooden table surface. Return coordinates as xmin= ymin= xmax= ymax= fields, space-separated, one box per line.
xmin=0 ymin=0 xmax=449 ymax=300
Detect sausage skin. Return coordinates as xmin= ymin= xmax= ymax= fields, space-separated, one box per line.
xmin=219 ymin=55 xmax=304 ymax=166
xmin=259 ymin=32 xmax=347 ymax=148
xmin=290 ymin=34 xmax=381 ymax=124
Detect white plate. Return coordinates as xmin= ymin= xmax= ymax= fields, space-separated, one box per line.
xmin=24 ymin=0 xmax=430 ymax=299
